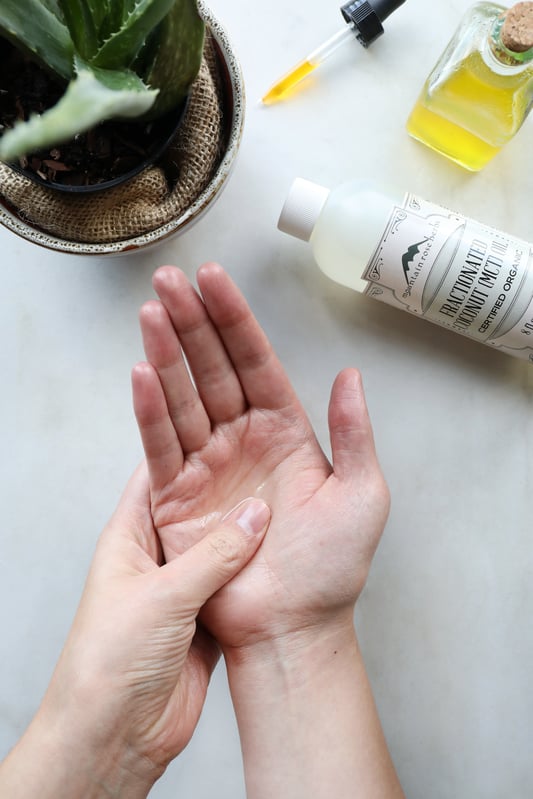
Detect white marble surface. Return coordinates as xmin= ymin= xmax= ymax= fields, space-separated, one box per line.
xmin=1 ymin=0 xmax=532 ymax=797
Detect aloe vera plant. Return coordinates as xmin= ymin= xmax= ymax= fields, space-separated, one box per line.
xmin=0 ymin=0 xmax=205 ymax=162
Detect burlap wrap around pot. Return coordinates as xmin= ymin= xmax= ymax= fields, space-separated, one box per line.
xmin=0 ymin=37 xmax=224 ymax=244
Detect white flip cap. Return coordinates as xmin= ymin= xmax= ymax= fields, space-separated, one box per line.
xmin=278 ymin=178 xmax=330 ymax=242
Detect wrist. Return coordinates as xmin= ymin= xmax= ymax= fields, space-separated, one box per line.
xmin=223 ymin=611 xmax=358 ymax=676
xmin=224 ymin=615 xmax=404 ymax=799
xmin=0 ymin=696 xmax=159 ymax=799
xmin=224 ymin=612 xmax=361 ymax=711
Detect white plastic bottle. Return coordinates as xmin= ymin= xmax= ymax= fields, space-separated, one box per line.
xmin=278 ymin=178 xmax=533 ymax=362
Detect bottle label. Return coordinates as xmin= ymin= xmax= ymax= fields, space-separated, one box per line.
xmin=363 ymin=193 xmax=533 ymax=362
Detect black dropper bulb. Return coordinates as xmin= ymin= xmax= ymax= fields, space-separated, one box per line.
xmin=340 ymin=0 xmax=406 ymax=47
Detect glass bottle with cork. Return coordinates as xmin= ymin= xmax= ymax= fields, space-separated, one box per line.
xmin=406 ymin=2 xmax=533 ymax=171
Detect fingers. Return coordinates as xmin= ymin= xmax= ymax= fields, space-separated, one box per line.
xmin=132 ymin=361 xmax=185 ymax=486
xmin=328 ymin=368 xmax=381 ymax=481
xmin=136 ymin=263 xmax=305 ymax=484
xmin=161 ymin=498 xmax=271 ymax=607
xmin=139 ymin=300 xmax=211 ymax=453
xmin=196 ymin=262 xmax=299 ymax=412
xmin=152 ymin=263 xmax=299 ymax=417
xmin=152 ymin=266 xmax=248 ymax=424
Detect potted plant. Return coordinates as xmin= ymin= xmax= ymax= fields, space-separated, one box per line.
xmin=0 ymin=0 xmax=245 ymax=254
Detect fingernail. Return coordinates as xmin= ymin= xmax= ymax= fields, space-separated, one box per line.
xmin=223 ymin=498 xmax=271 ymax=536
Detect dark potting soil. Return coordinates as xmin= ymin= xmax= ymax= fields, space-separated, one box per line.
xmin=0 ymin=40 xmax=179 ymax=189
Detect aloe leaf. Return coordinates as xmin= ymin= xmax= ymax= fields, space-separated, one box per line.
xmin=97 ymin=0 xmax=124 ymax=42
xmin=84 ymin=0 xmax=112 ymax=32
xmin=58 ymin=0 xmax=98 ymax=59
xmin=40 ymin=0 xmax=65 ymax=22
xmin=0 ymin=63 xmax=158 ymax=162
xmin=92 ymin=0 xmax=175 ymax=70
xmin=0 ymin=0 xmax=73 ymax=79
xmin=143 ymin=0 xmax=204 ymax=116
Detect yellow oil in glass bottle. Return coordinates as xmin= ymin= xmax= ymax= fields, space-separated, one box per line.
xmin=407 ymin=2 xmax=533 ymax=171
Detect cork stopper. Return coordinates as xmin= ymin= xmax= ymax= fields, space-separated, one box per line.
xmin=501 ymin=2 xmax=533 ymax=52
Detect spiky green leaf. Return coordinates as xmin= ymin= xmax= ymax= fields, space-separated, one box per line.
xmin=97 ymin=0 xmax=124 ymax=42
xmin=40 ymin=0 xmax=65 ymax=22
xmin=0 ymin=0 xmax=205 ymax=159
xmin=84 ymin=0 xmax=112 ymax=32
xmin=143 ymin=0 xmax=204 ymax=116
xmin=92 ymin=0 xmax=176 ymax=70
xmin=0 ymin=62 xmax=158 ymax=162
xmin=58 ymin=0 xmax=98 ymax=59
xmin=0 ymin=0 xmax=73 ymax=79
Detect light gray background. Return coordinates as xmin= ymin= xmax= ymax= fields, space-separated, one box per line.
xmin=1 ymin=0 xmax=532 ymax=797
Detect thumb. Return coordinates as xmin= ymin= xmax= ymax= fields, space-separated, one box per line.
xmin=328 ymin=368 xmax=379 ymax=481
xmin=161 ymin=498 xmax=271 ymax=608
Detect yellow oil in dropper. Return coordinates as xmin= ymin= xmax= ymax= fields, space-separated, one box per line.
xmin=261 ymin=0 xmax=406 ymax=104
xmin=262 ymin=27 xmax=353 ymax=104
xmin=262 ymin=60 xmax=318 ymax=105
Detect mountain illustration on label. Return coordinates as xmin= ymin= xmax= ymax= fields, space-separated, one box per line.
xmin=402 ymin=238 xmax=429 ymax=284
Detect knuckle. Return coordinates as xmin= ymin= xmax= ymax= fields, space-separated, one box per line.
xmin=207 ymin=531 xmax=245 ymax=570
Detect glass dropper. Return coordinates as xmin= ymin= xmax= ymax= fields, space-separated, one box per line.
xmin=262 ymin=26 xmax=355 ymax=105
xmin=262 ymin=0 xmax=407 ymax=105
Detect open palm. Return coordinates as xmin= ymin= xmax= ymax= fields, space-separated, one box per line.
xmin=132 ymin=264 xmax=389 ymax=650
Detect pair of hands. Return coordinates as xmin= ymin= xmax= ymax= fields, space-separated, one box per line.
xmin=21 ymin=263 xmax=390 ymax=796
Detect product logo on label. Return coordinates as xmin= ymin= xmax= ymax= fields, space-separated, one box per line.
xmin=401 ymin=238 xmax=429 ymax=285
